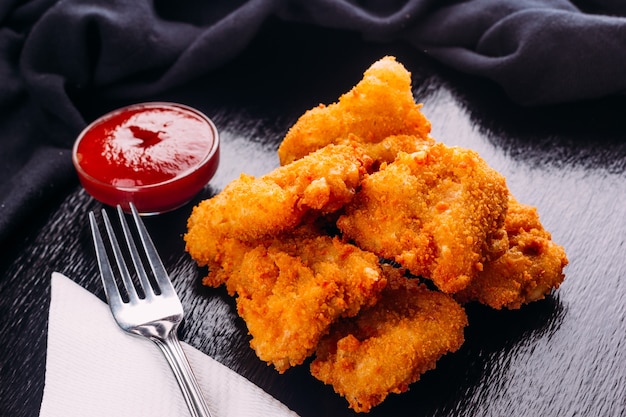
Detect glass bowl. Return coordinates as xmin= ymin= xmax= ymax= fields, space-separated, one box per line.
xmin=72 ymin=102 xmax=219 ymax=214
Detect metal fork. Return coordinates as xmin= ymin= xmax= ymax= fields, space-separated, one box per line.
xmin=89 ymin=203 xmax=213 ymax=417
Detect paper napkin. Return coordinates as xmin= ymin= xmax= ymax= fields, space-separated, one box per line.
xmin=39 ymin=272 xmax=300 ymax=417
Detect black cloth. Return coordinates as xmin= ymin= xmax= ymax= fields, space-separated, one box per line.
xmin=1 ymin=0 xmax=626 ymax=244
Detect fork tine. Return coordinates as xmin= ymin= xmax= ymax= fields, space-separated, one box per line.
xmin=101 ymin=208 xmax=140 ymax=304
xmin=116 ymin=205 xmax=155 ymax=299
xmin=129 ymin=203 xmax=177 ymax=298
xmin=89 ymin=211 xmax=124 ymax=310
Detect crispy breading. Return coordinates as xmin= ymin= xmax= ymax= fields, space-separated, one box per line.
xmin=206 ymin=225 xmax=387 ymax=373
xmin=277 ymin=56 xmax=432 ymax=165
xmin=185 ymin=142 xmax=372 ymax=269
xmin=455 ymin=197 xmax=569 ymax=309
xmin=361 ymin=134 xmax=432 ymax=164
xmin=311 ymin=267 xmax=467 ymax=412
xmin=348 ymin=133 xmax=436 ymax=170
xmin=202 ymin=218 xmax=340 ymax=291
xmin=337 ymin=143 xmax=509 ymax=294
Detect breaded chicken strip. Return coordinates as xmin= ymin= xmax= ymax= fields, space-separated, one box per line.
xmin=455 ymin=197 xmax=568 ymax=309
xmin=337 ymin=143 xmax=509 ymax=294
xmin=311 ymin=267 xmax=467 ymax=413
xmin=213 ymin=228 xmax=387 ymax=373
xmin=277 ymin=56 xmax=432 ymax=165
xmin=185 ymin=142 xmax=372 ymax=269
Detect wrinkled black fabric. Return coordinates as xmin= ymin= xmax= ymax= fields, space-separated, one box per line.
xmin=1 ymin=0 xmax=626 ymax=243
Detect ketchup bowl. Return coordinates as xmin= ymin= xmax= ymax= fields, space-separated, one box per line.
xmin=72 ymin=102 xmax=220 ymax=214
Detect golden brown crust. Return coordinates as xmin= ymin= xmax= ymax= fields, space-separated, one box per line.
xmin=210 ymin=227 xmax=387 ymax=373
xmin=455 ymin=197 xmax=569 ymax=309
xmin=184 ymin=142 xmax=372 ymax=268
xmin=310 ymin=268 xmax=467 ymax=412
xmin=337 ymin=143 xmax=509 ymax=294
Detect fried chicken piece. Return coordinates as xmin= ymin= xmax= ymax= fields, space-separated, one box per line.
xmin=209 ymin=225 xmax=387 ymax=373
xmin=311 ymin=267 xmax=467 ymax=412
xmin=337 ymin=142 xmax=509 ymax=294
xmin=179 ymin=52 xmax=570 ymax=414
xmin=455 ymin=197 xmax=568 ymax=309
xmin=185 ymin=142 xmax=372 ymax=269
xmin=277 ymin=56 xmax=432 ymax=165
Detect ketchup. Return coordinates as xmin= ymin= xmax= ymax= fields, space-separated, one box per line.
xmin=73 ymin=103 xmax=219 ymax=214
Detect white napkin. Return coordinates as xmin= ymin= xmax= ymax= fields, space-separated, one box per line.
xmin=39 ymin=272 xmax=300 ymax=417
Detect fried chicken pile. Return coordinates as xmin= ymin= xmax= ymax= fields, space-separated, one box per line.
xmin=185 ymin=56 xmax=568 ymax=412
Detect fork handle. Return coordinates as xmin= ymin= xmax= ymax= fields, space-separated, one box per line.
xmin=153 ymin=333 xmax=213 ymax=417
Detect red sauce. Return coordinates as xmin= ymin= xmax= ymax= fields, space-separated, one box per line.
xmin=73 ymin=103 xmax=219 ymax=213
